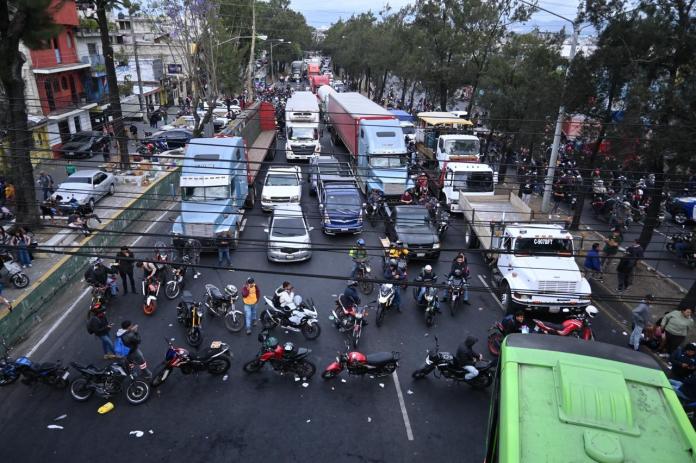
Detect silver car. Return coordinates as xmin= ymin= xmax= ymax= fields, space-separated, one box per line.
xmin=52 ymin=169 xmax=115 ymax=211
xmin=265 ymin=204 xmax=313 ymax=262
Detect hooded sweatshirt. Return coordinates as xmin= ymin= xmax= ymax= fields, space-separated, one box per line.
xmin=456 ymin=336 xmax=480 ymax=366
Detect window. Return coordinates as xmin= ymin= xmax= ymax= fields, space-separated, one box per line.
xmin=94 ymin=173 xmax=107 ymax=185
xmin=116 ymin=36 xmax=124 ymax=44
xmin=62 ymin=77 xmax=68 ymax=90
xmin=87 ymin=43 xmax=97 ymax=55
xmin=118 ymin=21 xmax=131 ymax=30
xmin=376 ymin=131 xmax=396 ymax=138
xmin=73 ymin=116 xmax=81 ymax=132
xmin=53 ymin=79 xmax=60 ymax=91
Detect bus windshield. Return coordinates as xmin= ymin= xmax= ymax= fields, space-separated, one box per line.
xmin=514 ymin=237 xmax=573 ymax=256
xmin=370 ymin=156 xmax=406 ymax=168
xmin=181 ymin=185 xmax=230 ymax=201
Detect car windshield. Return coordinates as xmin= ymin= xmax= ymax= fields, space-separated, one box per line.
xmin=444 ymin=139 xmax=480 ymax=157
xmin=452 ymin=172 xmax=494 ymax=192
xmin=370 ymin=156 xmax=406 ymax=168
xmin=69 ymin=134 xmax=93 ymax=143
xmin=266 ymin=173 xmax=298 ymax=186
xmin=65 ymin=176 xmax=92 ymax=184
xmin=397 ymin=209 xmax=429 ymax=227
xmin=181 ymin=185 xmax=230 ymax=201
xmin=272 ymin=217 xmax=306 ymax=237
xmin=402 ymin=126 xmax=415 ymax=135
xmin=289 ymin=127 xmax=315 ymax=141
xmin=514 ymin=238 xmax=573 ymax=256
xmin=327 ymin=192 xmax=361 ymax=208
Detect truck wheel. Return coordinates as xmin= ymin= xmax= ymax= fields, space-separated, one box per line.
xmin=230 ymin=230 xmax=240 ymax=250
xmin=499 ymin=282 xmax=515 ymax=315
xmin=244 ymin=185 xmax=256 ymax=209
xmin=463 ymin=225 xmax=472 ymax=249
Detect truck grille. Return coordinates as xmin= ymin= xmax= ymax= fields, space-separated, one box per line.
xmin=409 ymin=244 xmax=433 ymax=253
xmin=538 ymin=280 xmax=577 ymax=294
xmin=382 ymin=183 xmax=405 ymax=196
xmin=267 ymin=197 xmax=292 ymax=203
xmin=280 ymin=247 xmax=299 ymax=254
xmin=291 ymin=145 xmax=315 ymax=157
xmin=185 ymin=223 xmax=214 ymax=237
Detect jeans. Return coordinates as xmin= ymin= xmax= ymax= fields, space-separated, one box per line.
xmin=218 ymin=248 xmax=231 ymax=266
xmin=244 ymin=303 xmax=257 ymax=330
xmin=629 ymin=324 xmax=643 ymax=350
xmin=463 ymin=365 xmax=479 ymax=380
xmin=351 ymin=262 xmax=360 ymax=278
xmin=16 ymin=245 xmax=31 ymax=266
xmin=127 ymin=348 xmax=152 ymax=378
xmin=617 ymin=271 xmax=631 ymax=291
xmin=42 ymin=188 xmax=51 ymax=201
xmin=119 ymin=270 xmax=135 ymax=293
xmin=675 ymin=241 xmax=688 ymax=258
xmin=521 ymin=193 xmax=531 ymax=205
xmin=97 ymin=334 xmax=115 ymax=355
xmin=393 ymin=287 xmax=401 ymax=309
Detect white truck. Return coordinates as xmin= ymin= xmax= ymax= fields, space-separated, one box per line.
xmin=458 ymin=192 xmax=591 ymax=315
xmin=261 ymin=166 xmax=302 ymax=211
xmin=285 ymin=91 xmax=321 ymax=161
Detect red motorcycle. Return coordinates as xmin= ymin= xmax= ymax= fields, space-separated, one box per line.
xmin=243 ymin=333 xmax=316 ymax=379
xmin=142 ymin=277 xmax=161 ymax=315
xmin=531 ymin=306 xmax=598 ymax=340
xmin=150 ymin=339 xmax=232 ymax=387
xmin=321 ymin=348 xmax=399 ymax=380
xmin=331 ymin=300 xmax=370 ymax=348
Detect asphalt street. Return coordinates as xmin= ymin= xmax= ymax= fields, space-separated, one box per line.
xmin=0 ymin=102 xmax=660 ymax=463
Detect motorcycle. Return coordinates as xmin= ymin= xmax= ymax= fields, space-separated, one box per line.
xmin=204 ymin=284 xmax=244 ymax=333
xmin=375 ymin=283 xmax=398 ymax=327
xmin=164 ymin=255 xmax=189 ymax=300
xmin=261 ymin=294 xmax=321 ymax=340
xmin=243 ymin=333 xmax=316 ymax=379
xmin=141 ymin=277 xmax=161 ymax=315
xmin=670 ymin=379 xmax=696 ymax=426
xmin=353 ymin=259 xmax=374 ymax=295
xmin=487 ymin=321 xmax=530 ymax=356
xmin=666 ymin=230 xmax=696 ymax=269
xmin=176 ymin=291 xmax=204 ymax=347
xmin=0 ymin=252 xmax=29 ymax=289
xmin=321 ymin=347 xmax=399 ymax=379
xmin=434 ymin=206 xmax=450 ymax=238
xmin=531 ymin=308 xmax=595 ymax=340
xmin=2 ymin=348 xmax=69 ymax=389
xmin=414 ymin=278 xmax=440 ymax=327
xmin=69 ymin=360 xmax=150 ymax=405
xmin=331 ymin=301 xmax=370 ymax=348
xmin=364 ymin=195 xmax=385 ymax=227
xmin=447 ymin=276 xmax=467 ymax=316
xmin=151 ymin=339 xmax=232 ymax=387
xmin=412 ymin=337 xmax=493 ymax=389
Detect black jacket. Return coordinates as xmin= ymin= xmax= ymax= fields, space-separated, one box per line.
xmin=122 ymin=330 xmax=142 ymax=350
xmin=85 ymin=264 xmax=114 ymax=286
xmin=116 ymin=251 xmax=135 ymax=272
xmin=456 ymin=337 xmax=480 ymax=366
xmin=87 ymin=314 xmax=110 ymax=337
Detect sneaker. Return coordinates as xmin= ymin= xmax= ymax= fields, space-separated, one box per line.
xmin=252 ymin=320 xmax=257 ymax=327
xmin=28 ymin=264 xmax=32 ymax=268
xmin=246 ymin=329 xmax=252 ymax=335
xmin=21 ymin=265 xmax=26 ymax=269
xmin=193 ymin=274 xmax=199 ymax=279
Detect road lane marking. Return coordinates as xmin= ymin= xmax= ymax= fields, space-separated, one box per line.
xmin=26 ymin=204 xmax=176 ymax=357
xmin=477 ymin=275 xmax=504 ymax=311
xmin=392 ymin=371 xmax=414 ymax=441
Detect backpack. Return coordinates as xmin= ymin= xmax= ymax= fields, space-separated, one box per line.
xmin=86 ymin=318 xmax=95 ymax=335
xmin=114 ymin=336 xmax=130 ymax=357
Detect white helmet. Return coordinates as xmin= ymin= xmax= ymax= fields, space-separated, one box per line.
xmin=89 ymin=257 xmax=102 ymax=266
xmin=585 ymin=305 xmax=599 ymax=318
xmin=424 ymin=265 xmax=433 ymax=273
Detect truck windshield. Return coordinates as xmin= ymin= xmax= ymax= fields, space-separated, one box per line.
xmin=370 ymin=156 xmax=406 ymax=168
xmin=266 ymin=174 xmax=298 ymax=186
xmin=402 ymin=126 xmax=416 ymax=135
xmin=514 ymin=238 xmax=573 ymax=256
xmin=444 ymin=139 xmax=480 ymax=157
xmin=453 ymin=172 xmax=494 ymax=192
xmin=271 ymin=218 xmax=306 ymax=237
xmin=289 ymin=127 xmax=316 ymax=141
xmin=181 ymin=185 xmax=230 ymax=201
xmin=327 ymin=192 xmax=361 ymax=208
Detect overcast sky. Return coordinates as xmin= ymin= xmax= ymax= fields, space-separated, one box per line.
xmin=289 ymin=0 xmax=582 ymax=32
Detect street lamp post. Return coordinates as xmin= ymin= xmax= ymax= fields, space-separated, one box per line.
xmin=269 ymin=39 xmax=292 ymax=82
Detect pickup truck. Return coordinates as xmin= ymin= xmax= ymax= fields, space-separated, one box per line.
xmin=261 ymin=166 xmax=302 ymax=212
xmin=458 ymin=192 xmax=591 ymax=314
xmin=315 ymin=163 xmax=363 ymax=235
xmin=384 ymin=205 xmax=440 ymax=260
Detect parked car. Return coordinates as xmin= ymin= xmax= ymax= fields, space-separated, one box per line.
xmin=384 ymin=205 xmax=440 ymax=259
xmin=142 ymin=129 xmax=194 ymax=149
xmin=261 ymin=166 xmax=302 ymax=212
xmin=58 ymin=131 xmax=110 ymax=159
xmin=52 ymin=170 xmax=115 ymax=211
xmin=265 ymin=204 xmax=313 ymax=263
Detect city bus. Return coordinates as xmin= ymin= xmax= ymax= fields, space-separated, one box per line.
xmin=484 ymin=334 xmax=696 ymax=462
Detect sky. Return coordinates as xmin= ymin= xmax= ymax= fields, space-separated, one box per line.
xmin=289 ymin=0 xmax=583 ymax=32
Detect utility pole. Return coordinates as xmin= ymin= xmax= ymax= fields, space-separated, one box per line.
xmin=245 ymin=0 xmax=256 ymax=99
xmin=128 ymin=11 xmax=146 ymax=117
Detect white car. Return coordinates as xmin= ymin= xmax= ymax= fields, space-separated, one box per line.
xmin=204 ymin=100 xmax=242 ymax=117
xmin=52 ymin=169 xmax=115 ymax=211
xmin=261 ymin=166 xmax=302 ymax=211
xmin=265 ymin=204 xmax=312 ymax=262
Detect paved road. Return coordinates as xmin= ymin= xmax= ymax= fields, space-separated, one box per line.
xmin=0 ymin=101 xmax=646 ymax=462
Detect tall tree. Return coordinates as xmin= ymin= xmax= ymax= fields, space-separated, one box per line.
xmin=0 ymin=0 xmax=60 ymax=226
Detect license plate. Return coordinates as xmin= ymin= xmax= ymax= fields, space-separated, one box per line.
xmin=286 ymin=255 xmax=294 ymax=259
xmin=416 ymin=253 xmax=425 ymax=257
xmin=340 ymin=229 xmax=348 ymax=232
xmin=210 ymin=341 xmax=222 ymax=349
xmin=61 ymin=371 xmax=70 ymax=380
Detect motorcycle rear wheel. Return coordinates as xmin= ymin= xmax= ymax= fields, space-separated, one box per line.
xmin=143 ymin=300 xmax=157 ymax=315
xmin=295 ymin=360 xmax=316 ymax=379
xmin=126 ymin=380 xmax=150 ymax=405
xmin=301 ymin=322 xmax=321 ymax=340
xmin=11 ymin=273 xmax=29 ymax=289
xmin=376 ymin=306 xmax=385 ymax=327
xmin=69 ymin=378 xmax=93 ymax=401
xmin=0 ymin=370 xmax=19 ymax=386
xmin=187 ymin=328 xmax=203 ymax=348
xmin=164 ymin=281 xmax=180 ymax=300
xmin=207 ymin=356 xmax=231 ymax=375
xmin=243 ymin=359 xmax=263 ymax=373
xmin=359 ymin=279 xmax=374 ymax=296
xmin=224 ymin=311 xmax=244 ymax=333
xmin=468 ymin=371 xmax=493 ymax=389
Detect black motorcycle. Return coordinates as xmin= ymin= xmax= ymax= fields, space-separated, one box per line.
xmin=331 ymin=299 xmax=370 ymax=349
xmin=176 ymin=291 xmax=204 ymax=347
xmin=364 ymin=195 xmax=385 ymax=227
xmin=666 ymin=230 xmax=696 ymax=269
xmin=353 ymin=259 xmax=374 ymax=295
xmin=434 ymin=206 xmax=450 ymax=239
xmin=447 ymin=275 xmax=467 ymax=316
xmin=151 ymin=339 xmax=232 ymax=387
xmin=413 ymin=277 xmax=440 ymax=327
xmin=243 ymin=333 xmax=316 ymax=379
xmin=0 ymin=338 xmax=69 ymax=389
xmin=412 ymin=337 xmax=493 ymax=389
xmin=204 ymin=284 xmax=244 ymax=333
xmin=69 ymin=361 xmax=150 ymax=405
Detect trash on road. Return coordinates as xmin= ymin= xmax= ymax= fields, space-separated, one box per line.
xmin=54 ymin=414 xmax=67 ymax=421
xmin=367 ymin=417 xmax=372 ymax=423
xmin=98 ymin=402 xmax=114 ymax=414
xmin=47 ymin=425 xmax=64 ymax=430
xmin=129 ymin=430 xmax=145 ymax=438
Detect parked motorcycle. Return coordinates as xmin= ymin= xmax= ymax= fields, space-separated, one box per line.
xmin=261 ymin=294 xmax=321 ymax=340
xmin=353 ymin=259 xmax=374 ymax=295
xmin=331 ymin=301 xmax=370 ymax=348
xmin=321 ymin=348 xmax=399 ymax=379
xmin=204 ymin=284 xmax=243 ymax=333
xmin=414 ymin=279 xmax=440 ymax=327
xmin=141 ymin=277 xmax=161 ymax=315
xmin=375 ymin=283 xmax=398 ymax=327
xmin=164 ymin=255 xmax=189 ymax=300
xmin=412 ymin=337 xmax=493 ymax=389
xmin=151 ymin=339 xmax=232 ymax=387
xmin=243 ymin=333 xmax=316 ymax=379
xmin=176 ymin=291 xmax=204 ymax=347
xmin=4 ymin=353 xmax=69 ymax=389
xmin=0 ymin=252 xmax=29 ymax=289
xmin=531 ymin=306 xmax=597 ymax=340
xmin=666 ymin=230 xmax=696 ymax=269
xmin=69 ymin=361 xmax=150 ymax=405
xmin=0 ymin=338 xmax=19 ymax=386
xmin=487 ymin=321 xmax=530 ymax=356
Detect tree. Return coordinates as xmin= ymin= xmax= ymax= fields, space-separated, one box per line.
xmin=0 ymin=0 xmax=60 ymax=226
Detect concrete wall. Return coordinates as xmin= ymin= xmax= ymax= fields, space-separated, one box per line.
xmin=0 ymin=170 xmax=181 ymax=346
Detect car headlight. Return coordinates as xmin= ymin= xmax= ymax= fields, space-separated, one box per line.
xmin=433 ymin=243 xmax=440 ymax=249
xmin=323 ymin=215 xmax=331 ymax=224
xmin=262 ymin=196 xmax=271 ymax=201
xmin=290 ymin=195 xmax=300 ymax=201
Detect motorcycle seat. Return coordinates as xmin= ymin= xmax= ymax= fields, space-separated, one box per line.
xmin=32 ymin=362 xmax=58 ymax=372
xmin=538 ymin=320 xmax=565 ymax=332
xmin=286 ymin=347 xmax=310 ymax=359
xmin=181 ymin=290 xmax=195 ymax=304
xmin=209 ymin=286 xmax=226 ymax=301
xmin=71 ymin=363 xmax=103 ymax=375
xmin=366 ymin=352 xmax=395 ymax=366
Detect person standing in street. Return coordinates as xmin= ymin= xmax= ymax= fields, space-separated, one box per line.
xmin=661 ymin=307 xmax=695 ymax=354
xmin=87 ymin=307 xmax=116 ymax=359
xmin=37 ymin=171 xmax=54 ymax=201
xmin=65 ymin=160 xmax=77 ymax=176
xmin=629 ymin=294 xmax=654 ymax=351
xmin=583 ymin=243 xmax=603 ymax=281
xmin=102 ymin=141 xmax=110 ymax=163
xmin=241 ymin=277 xmax=260 ymax=335
xmin=616 ymin=251 xmax=636 ymax=292
xmin=115 ymin=246 xmax=136 ymax=294
xmin=520 ymin=180 xmax=533 ymax=205
xmin=601 ymin=228 xmax=622 ymax=269
xmin=118 ymin=320 xmax=152 ymax=378
xmin=216 ymin=231 xmax=232 ymax=267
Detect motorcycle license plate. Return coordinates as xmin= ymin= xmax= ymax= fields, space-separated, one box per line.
xmin=210 ymin=341 xmax=222 ymax=349
xmin=416 ymin=253 xmax=425 ymax=257
xmin=61 ymin=371 xmax=70 ymax=380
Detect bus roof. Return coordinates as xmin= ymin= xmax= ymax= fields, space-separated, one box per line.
xmin=500 ymin=334 xmax=696 ymax=463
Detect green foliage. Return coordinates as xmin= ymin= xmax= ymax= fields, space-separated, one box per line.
xmin=15 ymin=0 xmax=63 ymax=49
xmin=79 ymin=17 xmax=99 ymax=31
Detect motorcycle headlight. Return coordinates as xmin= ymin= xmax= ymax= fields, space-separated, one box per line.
xmin=365 ymin=266 xmax=371 ymax=273
xmin=196 ymin=307 xmax=204 ymax=317
xmin=425 ymin=294 xmax=434 ymax=301
xmin=433 ymin=243 xmax=440 ymax=249
xmin=355 ymin=312 xmax=363 ymax=319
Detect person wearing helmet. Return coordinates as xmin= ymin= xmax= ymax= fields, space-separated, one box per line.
xmin=629 ymin=295 xmax=654 ymax=351
xmin=671 ymin=342 xmax=696 ymax=380
xmin=447 ymin=268 xmax=470 ymax=305
xmin=241 ymin=277 xmax=260 ymax=335
xmin=456 ymin=336 xmax=483 ymax=380
xmin=415 ymin=264 xmax=438 ymax=305
xmin=342 ymin=280 xmax=361 ymax=308
xmin=349 ymin=239 xmax=368 ymax=278
xmin=84 ymin=257 xmax=116 ymax=289
xmin=383 ymin=258 xmax=404 ymax=311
